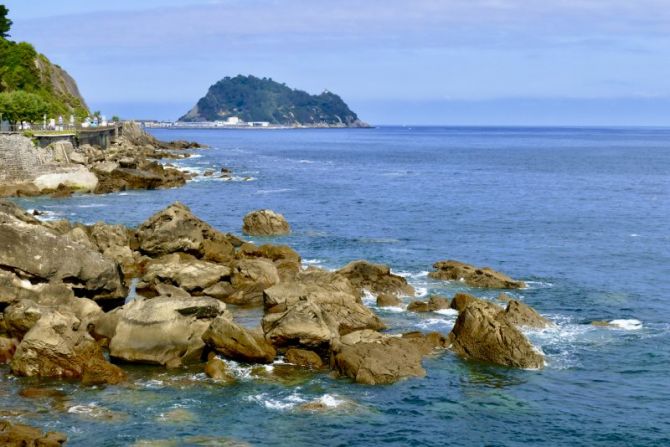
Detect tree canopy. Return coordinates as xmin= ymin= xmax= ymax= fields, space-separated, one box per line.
xmin=0 ymin=90 xmax=49 ymax=124
xmin=0 ymin=5 xmax=11 ymax=39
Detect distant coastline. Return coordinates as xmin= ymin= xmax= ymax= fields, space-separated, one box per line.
xmin=140 ymin=120 xmax=374 ymax=130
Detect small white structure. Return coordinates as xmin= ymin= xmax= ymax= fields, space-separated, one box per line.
xmin=225 ymin=116 xmax=241 ymax=125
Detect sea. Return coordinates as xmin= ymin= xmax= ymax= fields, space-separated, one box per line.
xmin=5 ymin=126 xmax=670 ymax=446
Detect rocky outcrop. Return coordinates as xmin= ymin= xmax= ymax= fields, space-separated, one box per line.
xmin=337 ymin=260 xmax=415 ymax=297
xmin=285 ymin=348 xmax=324 ymax=369
xmin=204 ymin=356 xmax=236 ymax=383
xmin=242 ymin=209 xmax=291 ymax=236
xmin=92 ymin=161 xmax=186 ymax=194
xmin=376 ymin=294 xmax=402 ymax=307
xmin=227 ymin=259 xmax=280 ymax=305
xmin=407 ymin=295 xmax=450 ymax=313
xmin=262 ymin=269 xmax=384 ymax=349
xmin=237 ymin=243 xmax=301 ymax=280
xmin=450 ymin=293 xmax=501 ymax=313
xmin=0 ymin=420 xmax=67 ymax=447
xmin=136 ymin=253 xmax=231 ymax=297
xmin=449 ymin=301 xmax=544 ymax=369
xmin=202 ymin=317 xmax=276 ymax=363
xmin=330 ymin=330 xmax=448 ymax=385
xmin=0 ymin=209 xmax=127 ymax=304
xmin=108 ymin=296 xmax=230 ymax=368
xmin=429 ymin=260 xmax=526 ymax=289
xmin=136 ymin=202 xmax=235 ymax=262
xmin=499 ymin=300 xmax=551 ymax=329
xmin=10 ymin=311 xmax=126 ymax=384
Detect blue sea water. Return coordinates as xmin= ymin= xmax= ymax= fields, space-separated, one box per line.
xmin=6 ymin=126 xmax=670 ymax=446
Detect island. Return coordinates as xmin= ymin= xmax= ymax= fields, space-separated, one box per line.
xmin=178 ymin=75 xmax=370 ymax=128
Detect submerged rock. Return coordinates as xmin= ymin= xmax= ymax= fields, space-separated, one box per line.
xmin=331 ymin=330 xmax=448 ymax=385
xmin=108 ymin=296 xmax=230 ymax=368
xmin=0 ymin=420 xmax=67 ymax=446
xmin=449 ymin=301 xmax=544 ymax=369
xmin=204 ymin=356 xmax=237 ymax=384
xmin=337 ymin=260 xmax=415 ymax=297
xmin=429 ymin=260 xmax=526 ymax=289
xmin=202 ymin=317 xmax=276 ymax=363
xmin=242 ymin=209 xmax=291 ymax=236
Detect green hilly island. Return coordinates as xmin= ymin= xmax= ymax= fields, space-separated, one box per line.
xmin=180 ymin=75 xmax=368 ymax=127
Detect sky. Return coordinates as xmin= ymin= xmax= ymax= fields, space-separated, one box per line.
xmin=4 ymin=0 xmax=670 ymax=125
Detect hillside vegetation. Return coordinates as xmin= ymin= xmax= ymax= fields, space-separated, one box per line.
xmin=180 ymin=75 xmax=367 ymax=127
xmin=0 ymin=7 xmax=88 ymax=123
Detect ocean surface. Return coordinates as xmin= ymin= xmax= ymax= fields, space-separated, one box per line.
xmin=6 ymin=126 xmax=670 ymax=446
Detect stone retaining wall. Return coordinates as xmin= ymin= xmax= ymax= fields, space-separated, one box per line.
xmin=0 ymin=134 xmax=62 ymax=183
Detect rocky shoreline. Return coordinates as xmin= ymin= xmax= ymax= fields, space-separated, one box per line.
xmin=0 ymin=122 xmax=217 ymax=199
xmin=0 ymin=198 xmax=553 ymax=444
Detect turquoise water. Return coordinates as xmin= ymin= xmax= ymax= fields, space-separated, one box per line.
xmin=7 ymin=126 xmax=670 ymax=446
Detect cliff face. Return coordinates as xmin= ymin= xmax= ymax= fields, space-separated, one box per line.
xmin=0 ymin=38 xmax=89 ymax=117
xmin=35 ymin=56 xmax=89 ymax=112
xmin=180 ymin=75 xmax=368 ymax=127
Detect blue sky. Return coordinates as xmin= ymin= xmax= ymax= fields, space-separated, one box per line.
xmin=4 ymin=0 xmax=670 ymax=125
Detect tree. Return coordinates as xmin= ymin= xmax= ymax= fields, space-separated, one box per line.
xmin=0 ymin=5 xmax=11 ymax=39
xmin=0 ymin=90 xmax=49 ymax=124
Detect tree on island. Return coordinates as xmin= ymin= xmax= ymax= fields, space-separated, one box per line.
xmin=0 ymin=90 xmax=49 ymax=125
xmin=0 ymin=5 xmax=12 ymax=39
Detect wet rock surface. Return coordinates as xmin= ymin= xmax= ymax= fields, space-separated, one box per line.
xmin=429 ymin=260 xmax=526 ymax=289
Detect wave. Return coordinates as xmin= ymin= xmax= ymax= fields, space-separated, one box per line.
xmin=255 ymin=188 xmax=294 ymax=195
xmin=608 ymin=319 xmax=643 ymax=330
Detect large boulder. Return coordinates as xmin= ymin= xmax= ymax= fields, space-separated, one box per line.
xmin=407 ymin=295 xmax=450 ymax=313
xmin=202 ymin=317 xmax=276 ymax=363
xmin=450 ymin=292 xmax=501 ymax=313
xmin=284 ymin=348 xmax=324 ymax=369
xmin=499 ymin=300 xmax=551 ymax=329
xmin=136 ymin=253 xmax=231 ymax=297
xmin=449 ymin=301 xmax=544 ymax=369
xmin=136 ymin=202 xmax=235 ymax=262
xmin=0 ymin=420 xmax=67 ymax=447
xmin=108 ymin=295 xmax=230 ymax=367
xmin=0 ymin=211 xmax=127 ymax=304
xmin=3 ymin=296 xmax=101 ymax=340
xmin=10 ymin=311 xmax=126 ymax=384
xmin=238 ymin=243 xmax=301 ymax=280
xmin=87 ymin=222 xmax=137 ymax=273
xmin=429 ymin=260 xmax=526 ymax=289
xmin=242 ymin=209 xmax=291 ymax=236
xmin=262 ymin=300 xmax=333 ymax=349
xmin=227 ymin=259 xmax=280 ymax=305
xmin=330 ymin=330 xmax=448 ymax=385
xmin=337 ymin=260 xmax=415 ymax=297
xmin=262 ymin=270 xmax=385 ymax=348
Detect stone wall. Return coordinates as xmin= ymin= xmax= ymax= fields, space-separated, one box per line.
xmin=0 ymin=134 xmax=60 ymax=184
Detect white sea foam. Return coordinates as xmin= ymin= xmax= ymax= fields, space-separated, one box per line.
xmin=434 ymin=308 xmax=459 ymax=316
xmin=298 ymin=159 xmax=315 ymax=164
xmin=76 ymin=203 xmax=105 ymax=208
xmin=246 ymin=392 xmax=306 ymax=410
xmin=380 ymin=305 xmax=406 ymax=313
xmin=310 ymin=394 xmax=346 ymax=408
xmin=414 ymin=286 xmax=428 ymax=297
xmin=67 ymin=403 xmax=99 ymax=415
xmin=416 ymin=318 xmax=454 ymax=330
xmin=362 ymin=290 xmax=376 ymax=306
xmin=609 ymin=319 xmax=643 ymax=330
xmin=524 ymin=280 xmax=554 ymax=289
xmin=302 ymin=258 xmax=323 ymax=266
xmin=255 ymin=188 xmax=294 ymax=195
